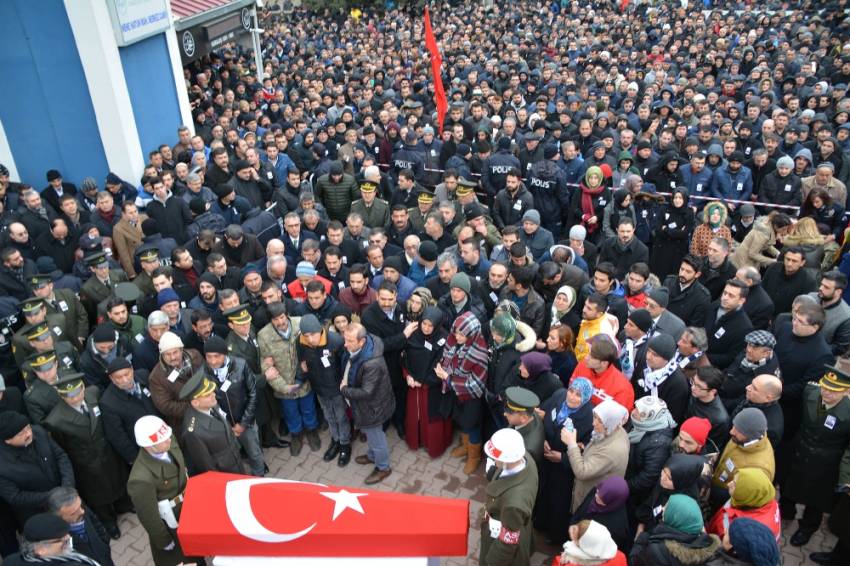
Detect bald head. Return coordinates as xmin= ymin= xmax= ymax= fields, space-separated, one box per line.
xmin=266 ymin=239 xmax=284 ymax=256
xmin=748 ymin=374 xmax=782 ymax=404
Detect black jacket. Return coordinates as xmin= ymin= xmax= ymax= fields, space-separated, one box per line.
xmin=208 ymin=355 xmax=258 ymax=427
xmin=360 ymin=302 xmax=408 ymax=389
xmin=742 ymin=283 xmax=774 ymax=330
xmin=663 ymin=276 xmax=712 ymax=327
xmin=296 ymin=330 xmax=346 ymax=398
xmin=100 ymin=380 xmax=160 ymax=465
xmin=79 ymin=335 xmax=135 ymax=389
xmin=0 ymin=259 xmax=36 ymax=300
xmin=720 ymin=352 xmax=780 ymax=414
xmin=486 ymin=344 xmax=522 ymax=407
xmin=699 ymin=259 xmax=737 ymax=302
xmin=762 ymin=263 xmax=816 ymax=316
xmin=627 ymin=427 xmax=674 ymax=503
xmin=34 ymin=233 xmax=76 ymax=274
xmin=631 ymin=524 xmax=721 ymax=566
xmin=704 ymin=305 xmax=753 ymax=370
xmin=597 ymin=236 xmax=650 ymax=280
xmin=758 ymin=170 xmax=802 ymax=209
xmin=0 ymin=425 xmax=75 ymax=525
xmin=340 ymin=336 xmax=396 ymax=428
xmin=686 ymin=396 xmax=730 ymax=450
xmin=145 ymin=195 xmax=193 ymax=244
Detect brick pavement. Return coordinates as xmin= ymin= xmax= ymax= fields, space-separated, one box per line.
xmin=97 ymin=428 xmax=836 ymax=566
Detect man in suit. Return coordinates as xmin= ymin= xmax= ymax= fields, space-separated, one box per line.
xmin=43 ymin=373 xmax=129 ymax=539
xmin=705 ymin=280 xmax=755 ymax=370
xmin=41 ymin=169 xmax=78 ymax=215
xmin=99 ymin=358 xmax=159 ymax=467
xmin=47 ymin=486 xmax=115 ymax=566
xmin=645 ymin=287 xmax=687 ymax=341
xmin=281 ymin=212 xmax=318 ymax=264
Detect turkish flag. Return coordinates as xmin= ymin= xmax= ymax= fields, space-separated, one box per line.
xmin=423 ymin=6 xmax=447 ymax=135
xmin=177 ymin=473 xmax=469 ymax=557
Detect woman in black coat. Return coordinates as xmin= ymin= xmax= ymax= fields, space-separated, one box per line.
xmin=402 ymin=306 xmax=452 ymax=458
xmin=533 ymin=378 xmax=594 ymax=545
xmin=634 ymin=453 xmax=708 ymax=535
xmin=570 ymin=475 xmax=634 ymax=553
xmin=650 ymin=188 xmax=695 ymax=280
xmin=483 ymin=312 xmax=523 ymax=435
xmin=516 ymin=351 xmax=563 ymax=406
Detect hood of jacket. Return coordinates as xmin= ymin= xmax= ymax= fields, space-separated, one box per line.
xmin=701 ymin=200 xmax=729 ymax=225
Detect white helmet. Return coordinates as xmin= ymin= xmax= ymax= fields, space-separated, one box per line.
xmin=158 ymin=331 xmax=184 ymax=353
xmin=484 ymin=428 xmax=526 ymax=464
xmin=134 ymin=415 xmax=172 ymax=447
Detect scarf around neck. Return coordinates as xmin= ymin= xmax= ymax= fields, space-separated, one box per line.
xmin=639 ymin=356 xmax=679 ymax=393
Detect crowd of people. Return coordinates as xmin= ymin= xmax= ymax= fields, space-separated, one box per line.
xmin=2 ymin=0 xmax=850 ymax=564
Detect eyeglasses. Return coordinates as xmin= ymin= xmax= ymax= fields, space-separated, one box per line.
xmin=688 ymin=377 xmax=710 ymax=392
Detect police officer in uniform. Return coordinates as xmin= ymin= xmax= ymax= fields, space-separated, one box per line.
xmin=527 ymin=145 xmax=571 ymax=239
xmin=480 ymin=428 xmax=539 ymax=566
xmin=503 ymin=387 xmax=545 ymax=468
xmin=179 ymin=370 xmax=245 ymax=474
xmin=80 ymin=252 xmax=128 ymax=324
xmin=12 ymin=298 xmax=70 ymax=366
xmin=29 ymin=273 xmax=89 ymax=349
xmin=43 ymin=373 xmax=130 ymax=539
xmin=127 ymin=415 xmax=196 ymax=566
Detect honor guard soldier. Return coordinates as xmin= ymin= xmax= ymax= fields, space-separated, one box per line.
xmin=480 ymin=428 xmax=539 ymax=566
xmin=29 ymin=273 xmax=89 ymax=349
xmin=12 ymin=297 xmax=69 ymax=366
xmin=179 ymin=370 xmax=245 ymax=474
xmin=80 ymin=252 xmax=128 ymax=325
xmin=503 ymin=387 xmax=544 ymax=468
xmin=127 ymin=416 xmax=197 ymax=566
xmin=44 ymin=373 xmax=130 ymax=539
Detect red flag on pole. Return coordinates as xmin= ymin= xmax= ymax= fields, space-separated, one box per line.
xmin=424 ymin=6 xmax=447 ymax=135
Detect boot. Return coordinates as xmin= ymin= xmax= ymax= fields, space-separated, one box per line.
xmin=451 ymin=433 xmax=468 ymax=458
xmin=323 ymin=440 xmax=340 ymax=461
xmin=290 ymin=433 xmax=303 ymax=457
xmin=306 ymin=429 xmax=322 ymax=451
xmin=337 ymin=444 xmax=351 ymax=467
xmin=464 ymin=442 xmax=482 ymax=475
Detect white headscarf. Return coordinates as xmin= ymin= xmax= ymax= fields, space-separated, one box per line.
xmin=593 ymin=400 xmax=629 ymax=435
xmin=559 ymin=520 xmax=618 ymax=565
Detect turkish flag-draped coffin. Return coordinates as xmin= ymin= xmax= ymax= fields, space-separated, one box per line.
xmin=178 ymin=473 xmax=469 ymax=558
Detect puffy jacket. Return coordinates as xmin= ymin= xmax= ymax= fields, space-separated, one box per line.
xmin=186 ymin=211 xmax=227 ymax=240
xmin=340 ymin=335 xmax=396 ymax=428
xmin=710 ymin=165 xmax=753 ymax=202
xmin=631 ymin=525 xmax=722 ymax=566
xmin=680 ymin=165 xmax=714 ymax=209
xmin=314 ymin=173 xmax=360 ymax=221
xmin=758 ymin=170 xmax=802 ymax=210
xmin=241 ymin=207 xmax=281 ymax=246
xmin=707 ymin=499 xmax=780 ymax=542
xmin=419 ymin=139 xmax=444 ymax=188
xmin=493 ymin=184 xmax=536 ymax=230
xmin=627 ymin=427 xmax=674 ymax=502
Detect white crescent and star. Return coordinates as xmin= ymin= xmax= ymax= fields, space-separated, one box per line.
xmin=224 ymin=478 xmax=368 ymax=543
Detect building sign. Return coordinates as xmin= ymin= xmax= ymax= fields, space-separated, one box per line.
xmin=108 ymin=0 xmax=171 ymax=46
xmin=177 ymin=6 xmax=253 ymax=64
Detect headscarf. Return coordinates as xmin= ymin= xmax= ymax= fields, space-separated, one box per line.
xmin=730 ymin=468 xmax=775 ymax=509
xmin=552 ymin=285 xmax=577 ymax=321
xmin=628 ymin=396 xmax=677 ymax=443
xmin=580 ymin=166 xmax=606 ymax=231
xmin=407 ymin=287 xmax=433 ymax=321
xmin=586 ymin=476 xmax=630 ymax=515
xmin=440 ymin=312 xmax=490 ymax=401
xmin=490 ymin=311 xmax=517 ymax=346
xmin=664 ymin=454 xmax=707 ymax=499
xmin=420 ymin=305 xmax=443 ymax=329
xmin=520 ymin=351 xmax=551 ymax=379
xmin=559 ymin=520 xmax=618 ymax=565
xmin=613 ymin=188 xmax=630 ymax=209
xmin=728 ymin=518 xmax=781 ymax=566
xmin=593 ymin=399 xmax=628 ymax=436
xmin=705 ymin=201 xmax=726 ymax=229
xmin=554 ymin=377 xmax=593 ymax=426
xmin=662 ymin=494 xmax=704 ymax=535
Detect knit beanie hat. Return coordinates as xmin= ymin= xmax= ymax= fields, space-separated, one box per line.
xmin=204 ymin=336 xmax=228 ymax=355
xmin=296 ymin=261 xmax=317 ymax=278
xmin=776 ymin=155 xmax=794 ymax=169
xmin=732 ymin=407 xmax=767 ymax=441
xmin=0 ymin=411 xmax=29 ymax=440
xmin=628 ymin=309 xmax=653 ymax=333
xmin=728 ymin=518 xmax=781 ymax=566
xmin=522 ymin=209 xmax=541 ymax=225
xmin=648 ymin=287 xmax=669 ymax=308
xmin=647 ymin=333 xmax=676 ymax=360
xmin=450 ymin=272 xmax=471 ymax=294
xmin=299 ymin=314 xmax=323 ymax=334
xmin=679 ymin=417 xmax=712 ymax=450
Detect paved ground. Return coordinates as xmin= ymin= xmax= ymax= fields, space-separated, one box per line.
xmin=101 ymin=428 xmax=834 ymax=565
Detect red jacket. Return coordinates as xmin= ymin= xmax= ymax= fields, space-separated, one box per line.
xmin=287 ymin=276 xmax=333 ymax=302
xmin=570 ymin=360 xmax=635 ymax=411
xmin=552 ymin=550 xmax=628 ymax=566
xmin=707 ymin=499 xmax=781 ymax=542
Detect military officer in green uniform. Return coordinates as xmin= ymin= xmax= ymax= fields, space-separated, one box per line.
xmin=224 ymin=303 xmax=261 ymax=373
xmin=127 ymin=415 xmax=197 ymax=566
xmin=29 ymin=273 xmax=89 ymax=349
xmin=480 ymin=428 xmax=538 ymax=566
xmin=11 ymin=297 xmax=70 ymax=366
xmin=18 ymin=323 xmax=80 ymax=384
xmin=43 ymin=373 xmax=130 ymax=539
xmin=133 ymin=248 xmax=160 ymax=298
xmin=179 ymin=370 xmax=245 ymax=474
xmin=503 ymin=386 xmax=544 ymax=468
xmin=80 ymin=252 xmax=128 ymax=324
xmin=408 ymin=190 xmax=436 ymax=233
xmin=23 ymin=351 xmax=63 ymax=424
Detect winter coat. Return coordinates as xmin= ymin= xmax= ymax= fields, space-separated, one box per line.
xmin=652 ymin=200 xmax=695 ymax=280
xmin=493 ymin=185 xmax=536 ymax=230
xmin=566 ymin=426 xmax=630 ymax=512
xmin=360 ymin=302 xmax=408 ymax=389
xmin=773 ymin=320 xmax=834 ymax=406
xmin=686 ymin=397 xmax=730 ymax=450
xmin=689 ymin=203 xmax=733 ymax=258
xmin=527 ymin=160 xmax=570 ymax=230
xmin=596 ymin=236 xmax=650 ymax=280
xmin=486 ymin=344 xmax=522 ymax=406
xmin=762 ymin=263 xmax=816 ymax=316
xmin=663 ymin=275 xmax=712 ymax=327
xmin=720 ymin=352 xmax=781 ymax=414
xmin=704 ymin=305 xmax=753 ymax=370
xmin=257 ymin=317 xmax=309 ymax=400
xmin=711 ymin=165 xmax=753 ymax=202
xmin=209 ymin=355 xmax=258 ymax=427
xmin=783 ymin=384 xmax=850 ymax=512
xmin=314 ymin=173 xmax=359 ymax=221
xmin=707 ymin=498 xmax=780 ymax=542
xmin=340 ymin=336 xmax=396 ymax=428
xmin=145 ymin=195 xmax=193 ymax=243
xmin=712 ymin=436 xmax=775 ymax=491
xmin=519 ymin=226 xmax=555 ymax=261
xmin=741 ymin=283 xmax=774 ymax=330
xmin=758 ymin=170 xmax=802 ymax=209
xmin=240 ymin=207 xmax=281 ymax=246
xmin=148 ymin=349 xmax=205 ymax=430
xmin=99 ymin=380 xmax=160 ymax=465
xmin=731 ymin=216 xmax=780 ymax=270
xmin=699 ymin=258 xmax=738 ymax=302
xmin=631 ymin=525 xmax=721 ymax=566
xmin=680 ymin=165 xmax=714 ymax=209
xmin=627 ymin=427 xmax=674 ymax=503
xmin=296 ymin=329 xmax=345 ymax=399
